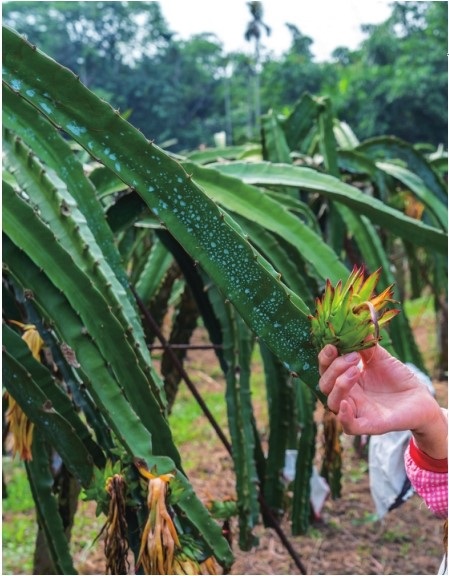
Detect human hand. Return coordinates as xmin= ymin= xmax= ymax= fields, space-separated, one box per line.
xmin=318 ymin=344 xmax=447 ymax=459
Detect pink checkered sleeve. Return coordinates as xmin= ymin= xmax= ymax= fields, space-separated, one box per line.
xmin=404 ymin=440 xmax=448 ymax=519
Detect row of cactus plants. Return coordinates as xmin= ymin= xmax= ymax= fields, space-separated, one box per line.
xmin=3 ymin=25 xmax=447 ymax=574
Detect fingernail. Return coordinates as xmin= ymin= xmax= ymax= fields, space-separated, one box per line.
xmin=324 ymin=346 xmax=334 ymax=358
xmin=344 ymin=352 xmax=359 ymax=363
xmin=346 ymin=366 xmax=359 ymax=378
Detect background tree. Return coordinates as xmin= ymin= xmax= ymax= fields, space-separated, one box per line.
xmin=3 ymin=1 xmax=172 ymax=89
xmin=326 ymin=1 xmax=448 ymax=146
xmin=261 ymin=24 xmax=324 ymax=111
xmin=125 ymin=33 xmax=227 ymax=150
xmin=244 ymin=1 xmax=271 ymax=138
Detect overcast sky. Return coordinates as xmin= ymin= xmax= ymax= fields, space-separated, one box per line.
xmin=159 ymin=0 xmax=394 ymax=61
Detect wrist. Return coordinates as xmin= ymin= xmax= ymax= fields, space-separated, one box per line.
xmin=409 ymin=437 xmax=448 ymax=472
xmin=411 ymin=406 xmax=448 ymax=460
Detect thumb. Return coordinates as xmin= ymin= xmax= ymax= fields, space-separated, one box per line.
xmin=338 ymin=399 xmax=358 ymax=433
xmin=339 ymin=399 xmax=375 ymax=435
xmin=359 ymin=342 xmax=391 ymax=365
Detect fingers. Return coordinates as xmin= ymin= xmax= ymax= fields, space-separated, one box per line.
xmin=338 ymin=399 xmax=356 ymax=430
xmin=326 ymin=362 xmax=361 ymax=414
xmin=359 ymin=342 xmax=382 ymax=365
xmin=338 ymin=399 xmax=367 ymax=435
xmin=318 ymin=344 xmax=338 ymax=375
xmin=359 ymin=342 xmax=395 ymax=365
xmin=319 ymin=350 xmax=360 ymax=395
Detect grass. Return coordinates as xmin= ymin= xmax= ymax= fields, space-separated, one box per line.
xmin=2 ymin=457 xmax=105 ymax=575
xmin=381 ymin=528 xmax=410 ymax=543
xmin=169 ymin=386 xmax=228 ymax=470
xmin=70 ymin=500 xmax=104 ymax=573
xmin=168 ymin=341 xmax=269 ymax=470
xmin=2 ymin=458 xmax=36 ymax=575
xmin=346 ymin=459 xmax=369 ymax=484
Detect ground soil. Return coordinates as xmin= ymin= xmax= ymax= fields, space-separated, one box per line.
xmin=75 ymin=320 xmax=447 ymax=576
xmin=188 ymin=412 xmax=448 ymax=576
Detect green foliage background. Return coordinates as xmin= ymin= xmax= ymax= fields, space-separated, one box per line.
xmin=3 ymin=1 xmax=447 ymax=150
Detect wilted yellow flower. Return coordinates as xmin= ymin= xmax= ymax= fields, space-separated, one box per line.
xmin=9 ymin=320 xmax=44 ymax=360
xmin=103 ymin=474 xmax=130 ymax=575
xmin=135 ymin=460 xmax=181 ymax=575
xmin=134 ymin=461 xmax=219 ymax=575
xmin=199 ymin=555 xmax=219 ymax=575
xmin=5 ymin=321 xmax=44 ymax=460
xmin=172 ymin=550 xmax=201 ymax=575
